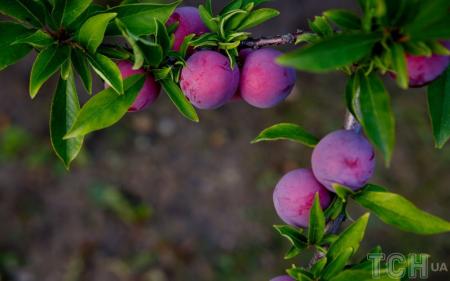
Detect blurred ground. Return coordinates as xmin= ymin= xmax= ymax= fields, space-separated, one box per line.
xmin=0 ymin=1 xmax=449 ymax=281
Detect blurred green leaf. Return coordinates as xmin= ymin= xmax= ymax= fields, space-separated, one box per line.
xmin=252 ymin=123 xmax=319 ymax=147
xmin=87 ymin=52 xmax=123 ymax=95
xmin=390 ymin=44 xmax=408 ymax=89
xmin=29 ymin=44 xmax=70 ymax=98
xmin=324 ymin=9 xmax=361 ymax=30
xmin=220 ymin=0 xmax=243 ymax=15
xmin=0 ymin=0 xmax=45 ymax=26
xmin=77 ymin=13 xmax=117 ymax=54
xmin=65 ymin=74 xmax=145 ymax=138
xmin=327 ymin=213 xmax=370 ymax=261
xmin=308 ymin=16 xmax=333 ymax=37
xmin=308 ymin=193 xmax=326 ymax=245
xmin=354 ymin=190 xmax=450 ymax=235
xmin=427 ymin=67 xmax=450 ymax=148
xmin=53 ymin=0 xmax=92 ymax=27
xmin=278 ymin=32 xmax=381 ymax=72
xmin=0 ymin=22 xmax=33 ymax=71
xmin=50 ymin=71 xmax=83 ymax=169
xmin=115 ymin=18 xmax=145 ymax=69
xmin=160 ymin=78 xmax=199 ymax=122
xmin=311 ymin=257 xmax=327 ymax=278
xmin=13 ymin=29 xmax=54 ymax=48
xmin=199 ymin=5 xmax=218 ymax=32
xmin=322 ymin=247 xmax=353 ymax=280
xmin=71 ymin=49 xmax=92 ymax=94
xmin=357 ymin=72 xmax=395 ymax=164
xmin=274 ymin=225 xmax=308 ymax=250
xmin=107 ymin=1 xmax=180 ymax=36
xmin=236 ymin=8 xmax=279 ymax=31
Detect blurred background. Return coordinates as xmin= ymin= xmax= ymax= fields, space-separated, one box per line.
xmin=0 ymin=0 xmax=449 ymax=280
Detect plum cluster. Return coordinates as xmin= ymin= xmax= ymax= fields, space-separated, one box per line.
xmin=109 ymin=6 xmax=296 ymax=112
xmin=273 ymin=130 xmax=375 ymax=228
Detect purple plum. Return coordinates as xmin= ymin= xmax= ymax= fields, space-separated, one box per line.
xmin=406 ymin=53 xmax=449 ymax=87
xmin=180 ymin=50 xmax=240 ymax=109
xmin=270 ymin=275 xmax=295 ymax=281
xmin=273 ymin=168 xmax=332 ymax=228
xmin=311 ymin=130 xmax=376 ymax=191
xmin=166 ymin=7 xmax=209 ymax=51
xmin=114 ymin=61 xmax=161 ymax=112
xmin=239 ymin=48 xmax=296 ymax=108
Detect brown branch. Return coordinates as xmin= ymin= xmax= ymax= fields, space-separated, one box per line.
xmin=240 ymin=30 xmax=302 ymax=49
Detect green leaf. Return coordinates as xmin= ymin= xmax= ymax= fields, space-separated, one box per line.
xmin=0 ymin=0 xmax=45 ymax=27
xmin=0 ymin=21 xmax=33 ymax=71
xmin=390 ymin=44 xmax=408 ymax=89
xmin=138 ymin=38 xmax=164 ymax=67
xmin=160 ymin=78 xmax=199 ymax=122
xmin=332 ymin=184 xmax=355 ymax=201
xmin=354 ymin=190 xmax=450 ymax=235
xmin=345 ymin=74 xmax=359 ymax=117
xmin=274 ymin=225 xmax=308 ymax=249
xmin=29 ymin=44 xmax=70 ymax=98
xmin=427 ymin=67 xmax=450 ymax=148
xmin=65 ymin=75 xmax=145 ymax=139
xmin=50 ymin=71 xmax=83 ymax=169
xmin=278 ymin=32 xmax=381 ymax=72
xmin=324 ymin=9 xmax=361 ymax=30
xmin=322 ymin=247 xmax=354 ymax=280
xmin=71 ymin=49 xmax=92 ymax=94
xmin=53 ymin=0 xmax=92 ymax=27
xmin=77 ymin=13 xmax=117 ymax=54
xmin=12 ymin=29 xmax=54 ymax=48
xmin=114 ymin=18 xmax=144 ymax=70
xmin=404 ymin=0 xmax=450 ymax=39
xmin=311 ymin=257 xmax=327 ymax=278
xmin=220 ymin=0 xmax=243 ymax=15
xmin=327 ymin=213 xmax=370 ymax=261
xmin=284 ymin=246 xmax=302 ymax=259
xmin=198 ymin=5 xmax=218 ymax=32
xmin=329 ymin=269 xmax=399 ymax=281
xmin=60 ymin=55 xmax=71 ymax=80
xmin=107 ymin=1 xmax=180 ymax=36
xmin=308 ymin=193 xmax=326 ymax=245
xmin=236 ymin=8 xmax=279 ymax=31
xmin=87 ymin=52 xmax=123 ymax=95
xmin=155 ymin=19 xmax=170 ymax=55
xmin=251 ymin=123 xmax=319 ymax=147
xmin=357 ymin=72 xmax=395 ymax=164
xmin=98 ymin=46 xmax=131 ymax=60
xmin=287 ymin=266 xmax=314 ymax=281
xmin=308 ymin=16 xmax=333 ymax=37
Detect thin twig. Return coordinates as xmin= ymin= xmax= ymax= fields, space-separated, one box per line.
xmin=240 ymin=30 xmax=302 ymax=49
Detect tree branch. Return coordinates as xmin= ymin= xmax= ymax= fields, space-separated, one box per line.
xmin=240 ymin=30 xmax=302 ymax=49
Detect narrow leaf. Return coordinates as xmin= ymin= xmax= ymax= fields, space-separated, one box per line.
xmin=71 ymin=49 xmax=92 ymax=94
xmin=50 ymin=71 xmax=83 ymax=169
xmin=0 ymin=21 xmax=33 ymax=71
xmin=274 ymin=225 xmax=308 ymax=249
xmin=358 ymin=72 xmax=395 ymax=164
xmin=29 ymin=44 xmax=70 ymax=98
xmin=13 ymin=29 xmax=54 ymax=48
xmin=251 ymin=123 xmax=319 ymax=147
xmin=237 ymin=8 xmax=279 ymax=31
xmin=87 ymin=52 xmax=123 ymax=94
xmin=160 ymin=78 xmax=199 ymax=122
xmin=324 ymin=9 xmax=361 ymax=30
xmin=308 ymin=193 xmax=326 ymax=245
xmin=390 ymin=44 xmax=408 ymax=89
xmin=427 ymin=67 xmax=450 ymax=148
xmin=0 ymin=0 xmax=45 ymax=26
xmin=354 ymin=190 xmax=450 ymax=234
xmin=53 ymin=0 xmax=92 ymax=26
xmin=278 ymin=32 xmax=381 ymax=72
xmin=322 ymin=247 xmax=354 ymax=280
xmin=65 ymin=75 xmax=145 ymax=139
xmin=327 ymin=213 xmax=370 ymax=261
xmin=77 ymin=13 xmax=117 ymax=54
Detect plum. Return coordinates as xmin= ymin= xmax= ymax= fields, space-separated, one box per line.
xmin=180 ymin=50 xmax=240 ymax=109
xmin=166 ymin=7 xmax=209 ymax=51
xmin=406 ymin=53 xmax=449 ymax=87
xmin=239 ymin=48 xmax=296 ymax=108
xmin=273 ymin=168 xmax=332 ymax=228
xmin=113 ymin=61 xmax=160 ymax=112
xmin=270 ymin=275 xmax=295 ymax=281
xmin=311 ymin=130 xmax=375 ymax=191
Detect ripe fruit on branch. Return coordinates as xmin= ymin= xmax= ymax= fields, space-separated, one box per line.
xmin=405 ymin=52 xmax=449 ymax=87
xmin=273 ymin=168 xmax=332 ymax=228
xmin=167 ymin=7 xmax=209 ymax=51
xmin=239 ymin=48 xmax=296 ymax=108
xmin=113 ymin=61 xmax=161 ymax=112
xmin=270 ymin=275 xmax=294 ymax=281
xmin=180 ymin=50 xmax=240 ymax=109
xmin=311 ymin=130 xmax=375 ymax=191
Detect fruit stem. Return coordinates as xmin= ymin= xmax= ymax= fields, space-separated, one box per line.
xmin=240 ymin=30 xmax=303 ymax=49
